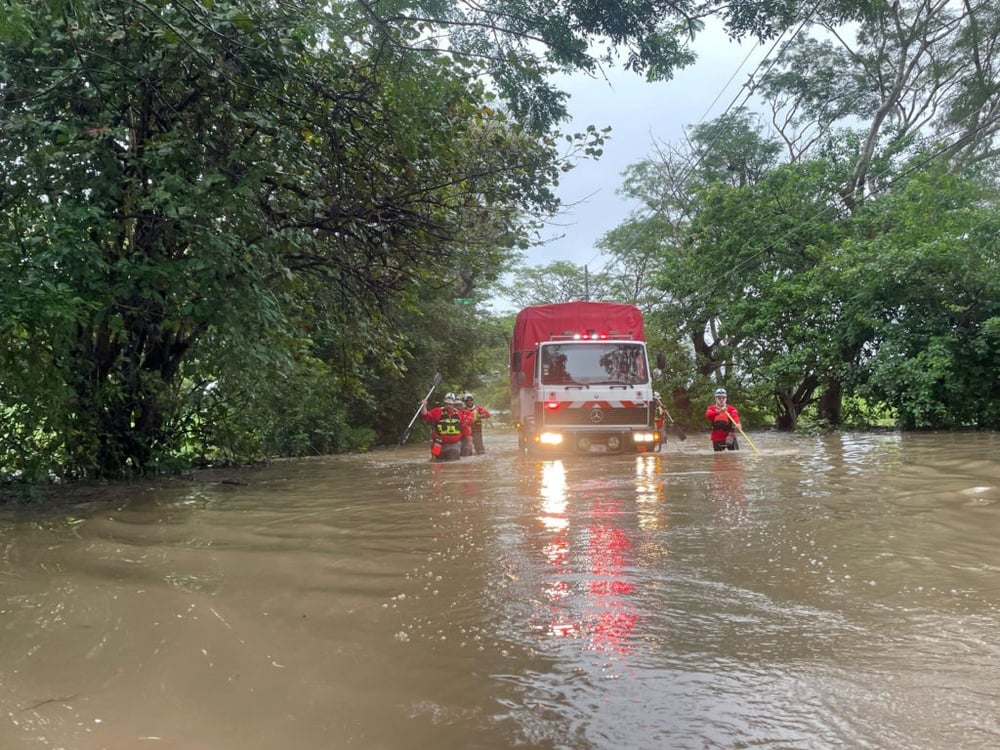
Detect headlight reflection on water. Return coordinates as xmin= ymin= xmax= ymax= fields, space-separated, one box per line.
xmin=635 ymin=453 xmax=668 ymax=531
xmin=531 ymin=458 xmax=641 ymax=655
xmin=538 ymin=460 xmax=568 ymax=533
xmin=536 ymin=460 xmax=574 ymax=624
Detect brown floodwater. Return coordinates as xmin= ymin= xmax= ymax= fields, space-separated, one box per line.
xmin=2 ymin=429 xmax=999 ymax=749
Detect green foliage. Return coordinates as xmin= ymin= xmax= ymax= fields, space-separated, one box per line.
xmin=190 ymin=358 xmax=377 ymax=464
xmin=606 ymin=0 xmax=1000 ymax=433
xmin=844 ymin=168 xmax=1000 ymax=429
xmin=360 ymin=290 xmax=514 ymax=445
xmin=498 ymin=260 xmax=616 ymax=309
xmin=0 ymin=0 xmax=566 ymax=481
xmin=672 ymin=159 xmax=998 ymax=430
xmin=686 ymin=108 xmax=783 ymax=187
xmin=3 ymin=0 xmax=990 ymax=487
xmin=624 ymin=103 xmax=999 ymax=432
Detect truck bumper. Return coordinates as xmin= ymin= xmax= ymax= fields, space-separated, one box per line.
xmin=527 ymin=428 xmax=661 ymax=454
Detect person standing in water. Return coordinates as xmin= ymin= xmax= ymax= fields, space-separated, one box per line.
xmin=462 ymin=392 xmax=491 ymax=455
xmin=706 ymin=387 xmax=740 ymax=451
xmin=652 ymin=392 xmax=666 ymax=451
xmin=421 ymin=392 xmax=467 ymax=461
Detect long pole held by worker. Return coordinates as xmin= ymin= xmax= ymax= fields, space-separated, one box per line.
xmin=657 ymin=398 xmax=686 ymax=441
xmin=725 ymin=410 xmax=759 ymax=454
xmin=399 ymin=372 xmax=443 ymax=445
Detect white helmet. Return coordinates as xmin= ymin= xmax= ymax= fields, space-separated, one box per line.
xmin=443 ymin=392 xmax=457 ymax=404
xmin=715 ymin=387 xmax=727 ymax=397
xmin=653 ymin=392 xmax=660 ymax=399
xmin=463 ymin=392 xmax=474 ymax=402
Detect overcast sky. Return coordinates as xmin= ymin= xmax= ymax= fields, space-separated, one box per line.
xmin=527 ymin=24 xmax=773 ymax=274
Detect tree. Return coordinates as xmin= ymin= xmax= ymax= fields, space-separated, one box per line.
xmin=757 ymin=0 xmax=1000 ymax=208
xmin=355 ymin=0 xmax=866 ymax=129
xmin=679 ymin=156 xmax=851 ymax=430
xmin=0 ymin=0 xmax=916 ymax=482
xmin=498 ymin=260 xmax=615 ymax=309
xmin=606 ymin=113 xmax=783 ymax=368
xmin=605 ymin=1 xmax=1000 ymax=431
xmin=0 ymin=0 xmax=566 ymax=479
xmin=842 ymin=166 xmax=1000 ymax=429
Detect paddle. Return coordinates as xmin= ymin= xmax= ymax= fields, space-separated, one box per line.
xmin=724 ymin=409 xmax=759 ymax=454
xmin=399 ymin=372 xmax=443 ymax=445
xmin=656 ymin=398 xmax=686 ymax=441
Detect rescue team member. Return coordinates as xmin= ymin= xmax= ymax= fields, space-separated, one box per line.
xmin=421 ymin=392 xmax=468 ymax=461
xmin=459 ymin=392 xmax=474 ymax=458
xmin=462 ymin=392 xmax=491 ymax=455
xmin=652 ymin=391 xmax=666 ymax=452
xmin=706 ymin=387 xmax=740 ymax=451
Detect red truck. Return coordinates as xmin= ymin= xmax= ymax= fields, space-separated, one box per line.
xmin=509 ymin=301 xmax=661 ymax=453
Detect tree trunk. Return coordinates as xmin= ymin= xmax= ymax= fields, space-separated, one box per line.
xmin=818 ymin=378 xmax=843 ymax=425
xmin=70 ymin=314 xmax=197 ymax=478
xmin=774 ymin=390 xmax=798 ymax=431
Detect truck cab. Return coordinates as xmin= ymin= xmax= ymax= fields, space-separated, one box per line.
xmin=510 ymin=302 xmax=660 ymax=454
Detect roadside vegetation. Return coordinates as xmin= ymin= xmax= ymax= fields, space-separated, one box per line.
xmin=2 ymin=0 xmax=997 ymax=491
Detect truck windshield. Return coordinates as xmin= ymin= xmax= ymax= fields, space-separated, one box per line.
xmin=539 ymin=343 xmax=648 ymax=386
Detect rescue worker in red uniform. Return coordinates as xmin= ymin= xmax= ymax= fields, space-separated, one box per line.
xmin=421 ymin=392 xmax=467 ymax=461
xmin=706 ymin=387 xmax=740 ymax=451
xmin=459 ymin=392 xmax=474 ymax=458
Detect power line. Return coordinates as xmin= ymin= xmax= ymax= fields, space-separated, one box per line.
xmin=583 ymin=7 xmax=815 ymax=279
xmin=617 ymin=1 xmax=996 ymax=315
xmin=558 ymin=2 xmax=996 ymax=312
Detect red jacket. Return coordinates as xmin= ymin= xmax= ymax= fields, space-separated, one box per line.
xmin=422 ymin=406 xmax=469 ymax=444
xmin=706 ymin=404 xmax=740 ymax=442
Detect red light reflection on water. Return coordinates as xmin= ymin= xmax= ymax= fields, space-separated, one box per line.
xmin=536 ymin=461 xmax=640 ymax=655
xmin=586 ymin=509 xmax=638 ymax=654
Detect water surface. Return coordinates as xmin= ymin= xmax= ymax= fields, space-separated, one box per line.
xmin=2 ymin=430 xmax=999 ymax=749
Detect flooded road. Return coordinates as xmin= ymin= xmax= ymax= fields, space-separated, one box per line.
xmin=2 ymin=429 xmax=1000 ymax=749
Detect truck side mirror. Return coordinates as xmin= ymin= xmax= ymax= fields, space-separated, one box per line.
xmin=656 ymin=352 xmax=667 ymax=370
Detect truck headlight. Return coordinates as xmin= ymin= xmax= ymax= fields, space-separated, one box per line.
xmin=539 ymin=432 xmax=564 ymax=446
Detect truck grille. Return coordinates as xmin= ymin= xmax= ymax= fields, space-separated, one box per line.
xmin=543 ymin=406 xmax=650 ymax=427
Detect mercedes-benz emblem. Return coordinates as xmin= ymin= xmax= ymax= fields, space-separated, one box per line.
xmin=589 ymin=408 xmax=604 ymax=423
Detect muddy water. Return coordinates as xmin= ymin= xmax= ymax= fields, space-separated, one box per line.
xmin=2 ymin=430 xmax=999 ymax=749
